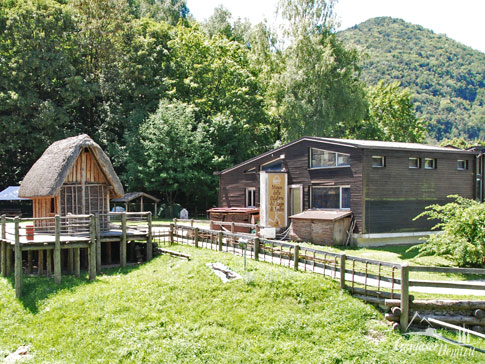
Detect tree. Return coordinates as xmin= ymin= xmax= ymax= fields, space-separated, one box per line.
xmin=274 ymin=0 xmax=367 ymax=141
xmin=125 ymin=99 xmax=213 ymax=213
xmin=411 ymin=196 xmax=485 ymax=267
xmin=350 ymin=81 xmax=427 ymax=142
xmin=134 ymin=0 xmax=189 ymax=25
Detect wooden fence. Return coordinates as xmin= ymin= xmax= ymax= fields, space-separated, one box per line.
xmin=152 ymin=222 xmax=485 ymax=332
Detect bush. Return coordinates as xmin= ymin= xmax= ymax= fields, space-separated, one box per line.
xmin=410 ymin=195 xmax=485 ymax=267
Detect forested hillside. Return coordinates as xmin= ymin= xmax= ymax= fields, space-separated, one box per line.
xmin=339 ymin=17 xmax=485 ymax=141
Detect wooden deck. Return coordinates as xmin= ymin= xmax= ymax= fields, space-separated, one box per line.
xmin=0 ymin=212 xmax=153 ymax=298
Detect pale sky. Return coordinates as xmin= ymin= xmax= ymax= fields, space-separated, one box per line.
xmin=186 ymin=0 xmax=485 ymax=53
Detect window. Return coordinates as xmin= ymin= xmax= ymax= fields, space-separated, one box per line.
xmin=50 ymin=198 xmax=55 ymax=213
xmin=457 ymin=160 xmax=468 ymax=170
xmin=246 ymin=188 xmax=256 ymax=207
xmin=409 ymin=157 xmax=421 ymax=169
xmin=261 ymin=159 xmax=284 ymax=172
xmin=372 ymin=156 xmax=385 ymax=168
xmin=311 ymin=186 xmax=350 ymax=209
xmin=310 ymin=148 xmax=350 ymax=169
xmin=424 ymin=158 xmax=436 ymax=169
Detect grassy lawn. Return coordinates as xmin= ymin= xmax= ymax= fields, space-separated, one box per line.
xmin=0 ymin=245 xmax=483 ymax=363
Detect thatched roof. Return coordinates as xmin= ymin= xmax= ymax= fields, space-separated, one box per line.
xmin=19 ymin=134 xmax=124 ymax=198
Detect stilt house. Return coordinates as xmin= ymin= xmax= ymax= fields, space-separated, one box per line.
xmin=18 ymin=134 xmax=124 ymax=230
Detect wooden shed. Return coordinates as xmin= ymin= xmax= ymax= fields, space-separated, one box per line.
xmin=18 ymin=134 xmax=124 ymax=231
xmin=289 ymin=210 xmax=352 ymax=245
xmin=207 ymin=207 xmax=259 ymax=233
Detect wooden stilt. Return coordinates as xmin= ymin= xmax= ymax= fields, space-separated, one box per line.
xmin=6 ymin=245 xmax=12 ymax=276
xmin=146 ymin=212 xmax=152 ymax=261
xmin=46 ymin=250 xmax=52 ymax=276
xmin=27 ymin=251 xmax=33 ymax=274
xmin=1 ymin=241 xmax=6 ymax=277
xmin=74 ymin=248 xmax=80 ymax=277
xmin=106 ymin=242 xmax=112 ymax=264
xmin=120 ymin=213 xmax=127 ymax=267
xmin=95 ymin=214 xmax=101 ymax=273
xmin=14 ymin=217 xmax=22 ymax=298
xmin=88 ymin=215 xmax=96 ymax=280
xmin=129 ymin=241 xmax=135 ymax=262
xmin=68 ymin=248 xmax=73 ymax=274
xmin=38 ymin=250 xmax=44 ymax=275
xmin=54 ymin=215 xmax=62 ymax=284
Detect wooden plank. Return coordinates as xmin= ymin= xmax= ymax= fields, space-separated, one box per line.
xmin=74 ymin=248 xmax=80 ymax=277
xmin=14 ymin=217 xmax=22 ymax=298
xmin=121 ymin=213 xmax=127 ymax=267
xmin=409 ymin=280 xmax=485 ymax=290
xmin=409 ymin=266 xmax=485 ymax=275
xmin=54 ymin=215 xmax=61 ymax=284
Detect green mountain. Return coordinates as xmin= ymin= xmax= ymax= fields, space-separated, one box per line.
xmin=339 ymin=17 xmax=485 ymax=141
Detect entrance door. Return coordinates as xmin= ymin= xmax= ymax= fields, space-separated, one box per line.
xmin=289 ymin=185 xmax=303 ymax=216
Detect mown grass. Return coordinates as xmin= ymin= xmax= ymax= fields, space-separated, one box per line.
xmin=1 ymin=245 xmax=483 ymax=363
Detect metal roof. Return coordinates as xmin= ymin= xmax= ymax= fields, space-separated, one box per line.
xmin=218 ymin=136 xmax=474 ymax=175
xmin=290 ymin=209 xmax=352 ymax=221
xmin=0 ymin=186 xmax=30 ymax=201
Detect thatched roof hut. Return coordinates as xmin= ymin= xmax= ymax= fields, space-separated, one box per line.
xmin=19 ymin=134 xmax=124 ymax=224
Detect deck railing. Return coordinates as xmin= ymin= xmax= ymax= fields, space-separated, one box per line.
xmin=167 ymin=223 xmax=485 ymax=331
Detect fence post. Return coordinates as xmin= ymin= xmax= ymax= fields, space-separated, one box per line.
xmin=14 ymin=217 xmax=22 ymax=298
xmin=169 ymin=223 xmax=174 ymax=245
xmin=146 ymin=212 xmax=153 ymax=261
xmin=254 ymin=238 xmax=260 ymax=261
xmin=255 ymin=225 xmax=260 ymax=237
xmin=1 ymin=214 xmax=5 ymax=239
xmin=54 ymin=215 xmax=61 ymax=284
xmin=95 ymin=213 xmax=101 ymax=273
xmin=293 ymin=245 xmax=300 ymax=271
xmin=340 ymin=254 xmax=346 ymax=290
xmin=400 ymin=263 xmax=410 ymax=331
xmin=120 ymin=212 xmax=127 ymax=267
xmin=231 ymin=222 xmax=235 ymax=235
xmin=194 ymin=228 xmax=199 ymax=248
xmin=218 ymin=232 xmax=223 ymax=251
xmin=190 ymin=219 xmax=194 ymax=228
xmin=89 ymin=215 xmax=96 ymax=280
xmin=1 ymin=215 xmax=5 ymax=277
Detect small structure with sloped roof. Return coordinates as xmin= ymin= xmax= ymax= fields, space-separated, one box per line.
xmin=111 ymin=192 xmax=160 ymax=214
xmin=19 ymin=134 xmax=124 ymax=230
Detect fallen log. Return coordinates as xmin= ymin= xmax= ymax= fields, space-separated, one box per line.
xmin=417 ymin=314 xmax=485 ymax=327
xmin=353 ymin=294 xmax=386 ymax=305
xmin=158 ymin=248 xmax=190 ymax=260
xmin=385 ymin=313 xmax=400 ymax=322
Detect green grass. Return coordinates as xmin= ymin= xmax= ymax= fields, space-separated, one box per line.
xmin=0 ymin=245 xmax=483 ymax=363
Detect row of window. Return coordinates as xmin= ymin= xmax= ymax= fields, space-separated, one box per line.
xmin=246 ymin=186 xmax=350 ymax=210
xmin=372 ymin=155 xmax=469 ymax=170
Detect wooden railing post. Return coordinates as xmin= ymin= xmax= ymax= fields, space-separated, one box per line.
xmin=194 ymin=228 xmax=199 ymax=248
xmin=293 ymin=245 xmax=300 ymax=271
xmin=1 ymin=215 xmax=5 ymax=277
xmin=120 ymin=212 xmax=127 ymax=267
xmin=89 ymin=215 xmax=96 ymax=280
xmin=218 ymin=232 xmax=223 ymax=251
xmin=1 ymin=214 xmax=6 ymax=239
xmin=74 ymin=248 xmax=80 ymax=277
xmin=254 ymin=238 xmax=260 ymax=261
xmin=190 ymin=219 xmax=194 ymax=228
xmin=95 ymin=213 xmax=101 ymax=273
xmin=54 ymin=215 xmax=61 ymax=284
xmin=340 ymin=254 xmax=346 ymax=290
xmin=400 ymin=263 xmax=410 ymax=331
xmin=14 ymin=217 xmax=22 ymax=298
xmin=255 ymin=225 xmax=260 ymax=237
xmin=169 ymin=223 xmax=174 ymax=245
xmin=146 ymin=212 xmax=153 ymax=261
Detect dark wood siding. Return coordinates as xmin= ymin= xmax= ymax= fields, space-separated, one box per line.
xmin=363 ymin=149 xmax=474 ymax=233
xmin=219 ymin=140 xmax=365 ymax=232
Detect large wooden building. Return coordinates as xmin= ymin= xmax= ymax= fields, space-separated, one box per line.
xmin=216 ymin=137 xmax=479 ymax=244
xmin=19 ymin=134 xmax=124 ymax=230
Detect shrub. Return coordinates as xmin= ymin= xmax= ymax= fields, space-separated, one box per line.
xmin=410 ymin=195 xmax=485 ymax=267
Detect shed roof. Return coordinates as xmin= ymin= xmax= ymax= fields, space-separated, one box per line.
xmin=218 ymin=136 xmax=474 ymax=175
xmin=19 ymin=134 xmax=124 ymax=198
xmin=111 ymin=192 xmax=160 ymax=203
xmin=290 ymin=210 xmax=352 ymax=221
xmin=0 ymin=186 xmax=29 ymax=201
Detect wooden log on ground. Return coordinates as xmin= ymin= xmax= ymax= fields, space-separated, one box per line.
xmin=472 ymin=326 xmax=485 ymax=334
xmin=474 ymin=309 xmax=485 ymax=319
xmin=354 ymin=294 xmax=386 ymax=305
xmin=421 ymin=314 xmax=485 ymax=327
xmin=14 ymin=217 xmax=22 ymax=298
xmin=385 ymin=313 xmax=400 ymax=322
xmin=349 ymin=287 xmax=410 ymax=300
xmin=158 ymin=248 xmax=190 ymax=260
xmin=392 ymin=322 xmax=401 ymax=331
xmin=54 ymin=215 xmax=61 ymax=284
xmin=391 ymin=307 xmax=402 ymax=317
xmin=387 ymin=299 xmax=485 ymax=311
xmin=384 ymin=299 xmax=402 ymax=308
xmin=74 ymin=248 xmax=80 ymax=277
